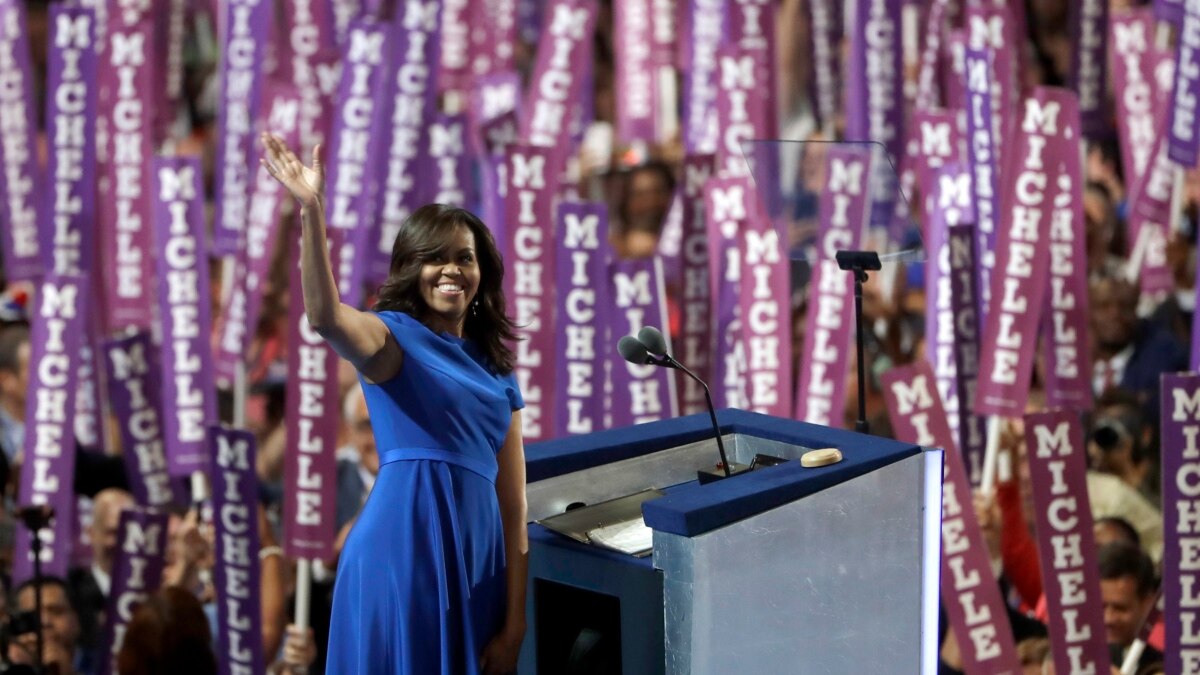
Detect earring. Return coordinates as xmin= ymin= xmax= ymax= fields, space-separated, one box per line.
xmin=471 ymin=299 xmax=479 ymax=316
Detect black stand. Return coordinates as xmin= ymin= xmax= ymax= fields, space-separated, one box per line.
xmin=15 ymin=505 xmax=54 ymax=675
xmin=645 ymin=354 xmax=741 ymax=482
xmin=836 ymin=250 xmax=882 ymax=434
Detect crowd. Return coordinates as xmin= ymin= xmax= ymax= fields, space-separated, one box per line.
xmin=0 ymin=0 xmax=1187 ymax=672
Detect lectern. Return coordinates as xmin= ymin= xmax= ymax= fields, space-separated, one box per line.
xmin=518 ymin=409 xmax=943 ymax=674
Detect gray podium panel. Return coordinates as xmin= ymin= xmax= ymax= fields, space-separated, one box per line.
xmin=655 ymin=452 xmax=941 ymax=674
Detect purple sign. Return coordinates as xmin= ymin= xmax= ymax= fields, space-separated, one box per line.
xmin=615 ymin=0 xmax=656 ymax=143
xmin=153 ymin=157 xmax=218 ymax=478
xmin=284 ymin=0 xmax=339 ymax=154
xmin=738 ymin=210 xmax=790 ymax=417
xmin=1067 ymin=0 xmax=1108 ymax=137
xmin=715 ymin=45 xmax=771 ymax=177
xmin=807 ymin=0 xmax=841 ymax=130
xmin=1128 ymin=106 xmax=1177 ymax=295
xmin=794 ymin=145 xmax=873 ymax=426
xmin=966 ymin=7 xmax=1018 ymax=180
xmin=98 ymin=508 xmax=169 ymax=675
xmin=1169 ymin=1 xmax=1200 ymax=166
xmin=975 ymin=90 xmax=1065 ymax=417
xmin=322 ymin=20 xmax=392 ymax=308
xmin=370 ymin=9 xmax=441 ymax=290
xmin=1023 ymin=411 xmax=1111 ymax=675
xmin=428 ymin=113 xmax=474 ymax=207
xmin=728 ymin=0 xmax=776 ymax=136
xmin=682 ymin=0 xmax=726 ymax=154
xmin=924 ymin=163 xmax=974 ymax=469
xmin=914 ymin=0 xmax=950 ymax=111
xmin=1040 ymin=99 xmax=1093 ymax=412
xmin=440 ymin=0 xmax=472 ymax=98
xmin=153 ymin=0 xmax=188 ymax=146
xmin=212 ymin=0 xmax=270 ymax=256
xmin=211 ymin=427 xmax=264 ymax=675
xmin=477 ymin=110 xmax=519 ymax=243
xmin=215 ymin=90 xmax=300 ymax=388
xmin=504 ymin=145 xmax=557 ymax=442
xmin=1161 ymin=373 xmax=1200 ymax=674
xmin=103 ymin=333 xmax=174 ymax=508
xmin=845 ymin=0 xmax=904 ymax=233
xmin=520 ymin=0 xmax=597 ymax=154
xmin=881 ymin=363 xmax=1022 ymax=675
xmin=608 ymin=258 xmax=677 ymax=428
xmin=1110 ymin=10 xmax=1158 ymax=195
xmin=553 ymin=202 xmax=609 ymax=436
xmin=284 ymin=233 xmax=340 ymax=561
xmin=0 ymin=0 xmax=41 ymax=281
xmin=42 ymin=6 xmax=98 ymax=278
xmin=14 ymin=274 xmax=88 ymax=585
xmin=97 ymin=0 xmax=156 ymax=333
xmin=677 ymin=156 xmax=717 ymax=415
xmin=704 ymin=176 xmax=751 ymax=411
xmin=947 ymin=225 xmax=987 ymax=487
xmin=1157 ymin=0 xmax=1184 ymax=25
xmin=469 ymin=0 xmax=516 ymax=77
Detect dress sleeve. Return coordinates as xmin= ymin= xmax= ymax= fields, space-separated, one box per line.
xmin=503 ymin=371 xmax=524 ymax=411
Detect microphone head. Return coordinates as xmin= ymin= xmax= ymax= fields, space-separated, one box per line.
xmin=617 ymin=336 xmax=651 ymax=364
xmin=637 ymin=326 xmax=668 ymax=356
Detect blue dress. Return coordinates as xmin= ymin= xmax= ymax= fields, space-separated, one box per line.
xmin=326 ymin=311 xmax=524 ymax=674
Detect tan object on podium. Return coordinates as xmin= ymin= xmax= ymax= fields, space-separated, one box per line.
xmin=801 ymin=448 xmax=843 ymax=467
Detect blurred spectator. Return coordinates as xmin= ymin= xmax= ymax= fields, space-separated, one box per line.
xmin=336 ymin=385 xmax=377 ymax=533
xmin=1089 ymin=275 xmax=1187 ymax=417
xmin=611 ymin=161 xmax=675 ymax=259
xmin=1098 ymin=542 xmax=1161 ymax=670
xmin=8 ymin=575 xmax=91 ymax=674
xmin=1094 ymin=516 xmax=1141 ymax=550
xmin=116 ymin=586 xmax=217 ymax=675
xmin=1083 ymin=181 xmax=1125 ymax=280
xmin=1088 ymin=388 xmax=1160 ymax=506
xmin=0 ymin=323 xmax=29 ymax=471
xmin=69 ymin=488 xmax=133 ymax=657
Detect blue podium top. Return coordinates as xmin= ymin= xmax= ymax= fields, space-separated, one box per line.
xmin=525 ymin=410 xmax=922 ymax=537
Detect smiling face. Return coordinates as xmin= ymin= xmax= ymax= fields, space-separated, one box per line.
xmin=418 ymin=224 xmax=480 ymax=336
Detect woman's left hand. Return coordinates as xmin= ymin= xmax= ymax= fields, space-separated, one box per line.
xmin=479 ymin=623 xmax=525 ymax=674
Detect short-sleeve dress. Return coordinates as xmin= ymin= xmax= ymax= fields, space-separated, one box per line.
xmin=326 ymin=311 xmax=524 ymax=674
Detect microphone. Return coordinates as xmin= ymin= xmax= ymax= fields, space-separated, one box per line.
xmin=617 ymin=336 xmax=653 ymax=365
xmin=617 ymin=327 xmax=745 ymax=482
xmin=637 ymin=326 xmax=668 ymax=356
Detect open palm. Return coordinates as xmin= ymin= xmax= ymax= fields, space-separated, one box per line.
xmin=261 ymin=132 xmax=324 ymax=210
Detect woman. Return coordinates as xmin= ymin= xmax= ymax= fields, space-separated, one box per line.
xmin=261 ymin=134 xmax=529 ymax=674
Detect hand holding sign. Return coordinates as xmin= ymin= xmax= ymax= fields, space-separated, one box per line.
xmin=261 ymin=133 xmax=324 ymax=211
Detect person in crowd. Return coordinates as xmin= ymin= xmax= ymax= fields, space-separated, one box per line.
xmin=335 ymin=385 xmax=378 ymax=534
xmin=1088 ymin=389 xmax=1160 ymax=506
xmin=1098 ymin=541 xmax=1161 ymax=670
xmin=116 ymin=586 xmax=217 ymax=675
xmin=262 ymin=135 xmax=529 ymax=674
xmin=611 ymin=161 xmax=675 ymax=260
xmin=1094 ymin=516 xmax=1141 ymax=550
xmin=69 ymin=488 xmax=134 ymax=656
xmin=1082 ymin=181 xmax=1126 ymax=280
xmin=1089 ymin=275 xmax=1187 ymax=416
xmin=7 ymin=576 xmax=92 ymax=674
xmin=0 ymin=323 xmax=28 ymax=475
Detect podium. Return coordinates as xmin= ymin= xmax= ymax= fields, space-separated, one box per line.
xmin=518 ymin=409 xmax=943 ymax=674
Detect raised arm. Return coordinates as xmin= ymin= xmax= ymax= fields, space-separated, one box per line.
xmin=260 ymin=133 xmax=401 ymax=382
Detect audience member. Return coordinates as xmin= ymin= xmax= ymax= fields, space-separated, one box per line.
xmin=8 ymin=575 xmax=92 ymax=674
xmin=335 ymin=385 xmax=378 ymax=533
xmin=68 ymin=488 xmax=133 ymax=655
xmin=1098 ymin=542 xmax=1161 ymax=671
xmin=1088 ymin=389 xmax=1160 ymax=506
xmin=116 ymin=587 xmax=217 ymax=675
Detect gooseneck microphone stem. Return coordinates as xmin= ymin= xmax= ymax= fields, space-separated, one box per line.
xmin=853 ymin=268 xmax=868 ymax=434
xmin=661 ymin=355 xmax=732 ymax=478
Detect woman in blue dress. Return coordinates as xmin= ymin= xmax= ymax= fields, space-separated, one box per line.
xmin=261 ymin=133 xmax=528 ymax=674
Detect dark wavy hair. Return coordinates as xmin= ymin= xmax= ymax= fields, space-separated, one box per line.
xmin=373 ymin=204 xmax=518 ymax=374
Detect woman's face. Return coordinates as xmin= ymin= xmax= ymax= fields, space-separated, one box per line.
xmin=419 ymin=224 xmax=480 ymax=334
